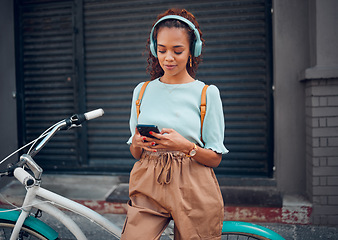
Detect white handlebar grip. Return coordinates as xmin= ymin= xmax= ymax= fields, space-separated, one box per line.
xmin=84 ymin=108 xmax=104 ymax=120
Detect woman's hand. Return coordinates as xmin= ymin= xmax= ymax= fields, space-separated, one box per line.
xmin=131 ymin=128 xmax=190 ymax=160
xmin=149 ymin=128 xmax=192 ymax=153
xmin=130 ymin=128 xmax=158 ymax=159
xmin=150 ymin=128 xmax=222 ymax=167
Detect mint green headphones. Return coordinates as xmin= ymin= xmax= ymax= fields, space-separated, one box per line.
xmin=149 ymin=15 xmax=203 ymax=58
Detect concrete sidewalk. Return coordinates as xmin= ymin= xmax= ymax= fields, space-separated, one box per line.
xmin=0 ymin=174 xmax=337 ymax=239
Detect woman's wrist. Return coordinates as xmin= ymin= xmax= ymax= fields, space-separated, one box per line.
xmin=184 ymin=142 xmax=196 ymax=156
xmin=130 ymin=141 xmax=143 ymax=158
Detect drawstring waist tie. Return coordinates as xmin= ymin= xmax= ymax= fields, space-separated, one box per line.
xmin=141 ymin=150 xmax=187 ymax=185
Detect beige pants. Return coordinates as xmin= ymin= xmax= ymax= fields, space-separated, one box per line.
xmin=121 ymin=150 xmax=224 ymax=240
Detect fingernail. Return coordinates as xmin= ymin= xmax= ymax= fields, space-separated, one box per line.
xmin=152 ymin=142 xmax=156 ymax=146
xmin=143 ymin=137 xmax=147 ymax=140
xmin=153 ymin=150 xmax=157 ymax=152
xmin=149 ymin=131 xmax=153 ymax=135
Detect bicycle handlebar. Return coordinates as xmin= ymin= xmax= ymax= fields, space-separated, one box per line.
xmin=0 ymin=108 xmax=104 ymax=178
xmin=68 ymin=108 xmax=104 ymax=127
xmin=31 ymin=108 xmax=104 ymax=156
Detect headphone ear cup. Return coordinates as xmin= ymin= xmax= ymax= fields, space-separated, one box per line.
xmin=193 ymin=40 xmax=202 ymax=57
xmin=150 ymin=39 xmax=157 ymax=57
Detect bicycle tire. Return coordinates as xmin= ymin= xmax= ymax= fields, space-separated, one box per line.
xmin=222 ymin=232 xmax=270 ymax=240
xmin=0 ymin=219 xmax=51 ymax=240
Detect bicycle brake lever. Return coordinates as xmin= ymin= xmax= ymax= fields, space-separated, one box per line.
xmin=5 ymin=163 xmax=15 ymax=177
xmin=59 ymin=114 xmax=83 ymax=131
xmin=2 ymin=160 xmax=26 ymax=177
xmin=70 ymin=113 xmax=86 ymax=126
xmin=59 ymin=118 xmax=72 ymax=130
xmin=68 ymin=123 xmax=82 ymax=129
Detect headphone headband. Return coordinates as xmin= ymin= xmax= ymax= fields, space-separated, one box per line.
xmin=149 ymin=15 xmax=202 ymax=58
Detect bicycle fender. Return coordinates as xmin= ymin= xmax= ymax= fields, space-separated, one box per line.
xmin=222 ymin=221 xmax=285 ymax=240
xmin=0 ymin=208 xmax=58 ymax=240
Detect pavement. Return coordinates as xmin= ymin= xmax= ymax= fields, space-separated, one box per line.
xmin=0 ymin=174 xmax=337 ymax=239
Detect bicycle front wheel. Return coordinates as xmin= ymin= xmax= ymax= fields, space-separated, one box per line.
xmin=0 ymin=220 xmax=50 ymax=240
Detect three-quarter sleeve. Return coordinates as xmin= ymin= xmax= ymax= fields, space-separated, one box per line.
xmin=202 ymin=85 xmax=229 ymax=154
xmin=126 ymin=82 xmax=144 ymax=145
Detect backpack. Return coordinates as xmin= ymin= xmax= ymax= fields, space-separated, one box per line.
xmin=135 ymin=81 xmax=209 ymax=143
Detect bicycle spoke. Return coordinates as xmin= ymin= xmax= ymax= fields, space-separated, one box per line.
xmin=0 ymin=229 xmax=6 ymax=240
xmin=0 ymin=221 xmax=48 ymax=240
xmin=222 ymin=233 xmax=267 ymax=240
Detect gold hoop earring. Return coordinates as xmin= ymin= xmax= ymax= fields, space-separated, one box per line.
xmin=190 ymin=56 xmax=193 ymax=68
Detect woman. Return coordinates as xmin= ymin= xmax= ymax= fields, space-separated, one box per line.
xmin=122 ymin=8 xmax=228 ymax=240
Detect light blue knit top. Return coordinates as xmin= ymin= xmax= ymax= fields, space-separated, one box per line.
xmin=127 ymin=78 xmax=229 ymax=154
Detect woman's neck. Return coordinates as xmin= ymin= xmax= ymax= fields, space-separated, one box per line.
xmin=160 ymin=73 xmax=194 ymax=84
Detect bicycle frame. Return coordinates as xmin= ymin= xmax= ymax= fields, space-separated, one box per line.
xmin=9 ymin=166 xmax=121 ymax=240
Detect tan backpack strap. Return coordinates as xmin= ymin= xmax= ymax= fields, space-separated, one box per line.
xmin=136 ymin=81 xmax=150 ymax=119
xmin=200 ymin=85 xmax=209 ymax=142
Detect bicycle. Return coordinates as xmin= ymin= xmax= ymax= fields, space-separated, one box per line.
xmin=0 ymin=109 xmax=285 ymax=240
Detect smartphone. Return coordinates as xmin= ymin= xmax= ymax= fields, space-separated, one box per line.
xmin=136 ymin=124 xmax=160 ymax=139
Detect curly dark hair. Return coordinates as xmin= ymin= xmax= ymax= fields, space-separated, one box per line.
xmin=146 ymin=9 xmax=205 ymax=80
